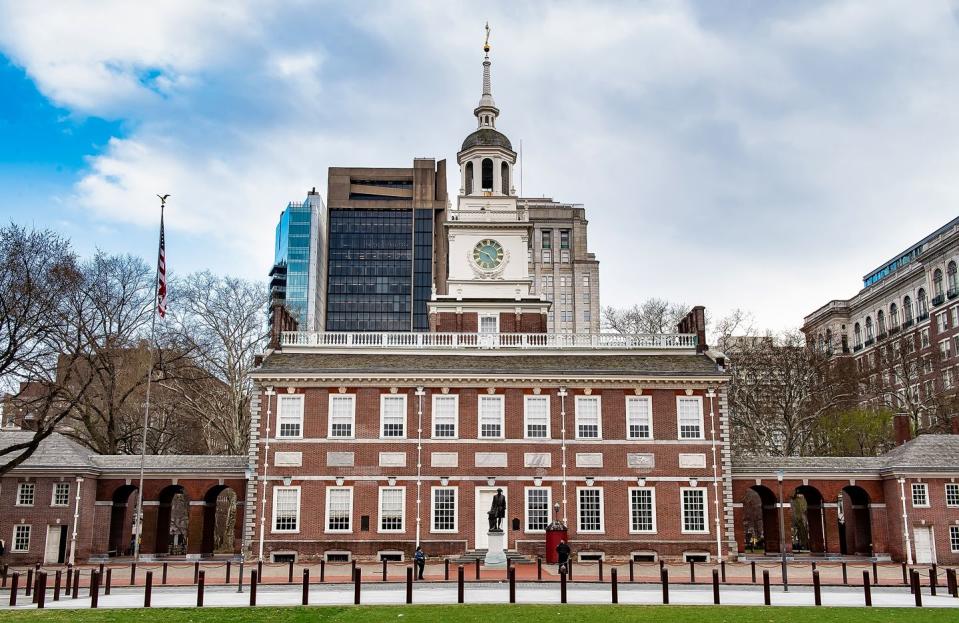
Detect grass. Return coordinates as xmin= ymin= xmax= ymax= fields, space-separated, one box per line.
xmin=1 ymin=605 xmax=956 ymax=623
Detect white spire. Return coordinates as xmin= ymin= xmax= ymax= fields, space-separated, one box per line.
xmin=474 ymin=23 xmax=499 ymax=129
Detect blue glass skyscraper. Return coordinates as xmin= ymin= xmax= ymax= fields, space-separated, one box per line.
xmin=271 ymin=189 xmax=324 ymax=331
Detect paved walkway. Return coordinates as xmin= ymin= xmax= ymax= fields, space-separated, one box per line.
xmin=2 ymin=581 xmax=957 ymax=610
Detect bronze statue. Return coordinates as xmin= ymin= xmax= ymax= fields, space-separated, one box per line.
xmin=487 ymin=488 xmax=506 ymax=532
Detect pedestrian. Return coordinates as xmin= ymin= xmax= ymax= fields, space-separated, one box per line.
xmin=414 ymin=546 xmax=426 ymax=580
xmin=0 ymin=537 xmax=5 ymax=558
xmin=556 ymin=539 xmax=571 ymax=572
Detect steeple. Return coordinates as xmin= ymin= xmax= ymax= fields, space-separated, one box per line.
xmin=474 ymin=23 xmax=499 ymax=130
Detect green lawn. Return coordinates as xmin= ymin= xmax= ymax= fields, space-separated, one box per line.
xmin=1 ymin=606 xmax=955 ymax=623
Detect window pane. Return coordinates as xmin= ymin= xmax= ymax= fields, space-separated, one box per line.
xmin=678 ymin=398 xmax=702 ymax=439
xmin=683 ymin=489 xmax=706 ymax=532
xmin=17 ymin=483 xmax=35 ymax=505
xmin=278 ymin=395 xmax=303 ymax=438
xmin=381 ymin=396 xmax=406 ymax=437
xmin=54 ymin=483 xmax=70 ymax=506
xmin=327 ymin=488 xmax=352 ymax=531
xmin=526 ymin=488 xmax=550 ymax=531
xmin=576 ymin=397 xmax=600 ymax=439
xmin=479 ymin=396 xmax=503 ymax=438
xmin=578 ymin=488 xmax=602 ymax=532
xmin=525 ymin=397 xmax=549 ymax=438
xmin=947 ymin=483 xmax=959 ymax=507
xmin=627 ymin=397 xmax=651 ymax=439
xmin=433 ymin=488 xmax=456 ymax=531
xmin=433 ymin=396 xmax=457 ymax=438
xmin=380 ymin=488 xmax=404 ymax=531
xmin=14 ymin=525 xmax=30 ymax=551
xmin=330 ymin=396 xmax=354 ymax=437
xmin=630 ymin=489 xmax=654 ymax=532
xmin=274 ymin=488 xmax=299 ymax=531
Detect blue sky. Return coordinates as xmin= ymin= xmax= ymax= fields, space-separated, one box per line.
xmin=1 ymin=0 xmax=959 ymax=331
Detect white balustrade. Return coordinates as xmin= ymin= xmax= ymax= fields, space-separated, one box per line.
xmin=279 ymin=331 xmax=697 ymax=350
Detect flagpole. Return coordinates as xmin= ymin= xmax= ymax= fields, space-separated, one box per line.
xmin=132 ymin=196 xmax=166 ymax=561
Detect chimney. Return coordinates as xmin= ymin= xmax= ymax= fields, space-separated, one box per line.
xmin=269 ymin=303 xmax=299 ymax=351
xmin=951 ymin=415 xmax=959 ymax=436
xmin=893 ymin=414 xmax=913 ymax=446
xmin=677 ymin=305 xmax=708 ymax=354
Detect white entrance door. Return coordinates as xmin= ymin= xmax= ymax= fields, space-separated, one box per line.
xmin=913 ymin=527 xmax=935 ymax=564
xmin=44 ymin=525 xmax=64 ymax=564
xmin=474 ymin=487 xmax=508 ymax=550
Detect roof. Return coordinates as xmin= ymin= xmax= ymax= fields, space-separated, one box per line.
xmin=0 ymin=431 xmax=246 ymax=475
xmin=732 ymin=434 xmax=959 ymax=475
xmin=255 ymin=351 xmax=726 ymax=378
xmin=461 ymin=128 xmax=513 ymax=152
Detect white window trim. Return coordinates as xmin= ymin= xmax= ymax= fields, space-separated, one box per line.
xmin=478 ymin=394 xmax=505 ymax=440
xmin=576 ymin=486 xmax=605 ymax=534
xmin=431 ymin=393 xmax=459 ymax=439
xmin=676 ymin=395 xmax=705 ymax=440
xmin=950 ymin=526 xmax=959 ymax=553
xmin=680 ymin=487 xmax=709 ymax=534
xmin=478 ymin=313 xmax=500 ymax=334
xmin=627 ymin=486 xmax=657 ymax=534
xmin=626 ymin=395 xmax=653 ymax=440
xmin=430 ymin=486 xmax=458 ymax=534
xmin=327 ymin=394 xmax=356 ymax=439
xmin=912 ymin=483 xmax=930 ymax=508
xmin=276 ymin=394 xmax=305 ymax=440
xmin=325 ymin=486 xmax=354 ymax=534
xmin=379 ymin=393 xmax=408 ymax=440
xmin=271 ymin=486 xmax=301 ymax=534
xmin=523 ymin=395 xmax=551 ymax=440
xmin=524 ymin=486 xmax=552 ymax=533
xmin=12 ymin=525 xmax=31 ymax=552
xmin=946 ymin=483 xmax=959 ymax=508
xmin=574 ymin=395 xmax=603 ymax=440
xmin=377 ymin=486 xmax=406 ymax=534
xmin=51 ymin=482 xmax=70 ymax=507
xmin=16 ymin=482 xmax=35 ymax=507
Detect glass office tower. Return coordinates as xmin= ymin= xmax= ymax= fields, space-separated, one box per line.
xmin=271 ymin=191 xmax=323 ymax=331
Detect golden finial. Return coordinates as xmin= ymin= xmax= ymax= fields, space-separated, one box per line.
xmin=484 ymin=22 xmax=491 ymax=54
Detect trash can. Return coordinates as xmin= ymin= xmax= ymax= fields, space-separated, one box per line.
xmin=545 ymin=521 xmax=568 ymax=564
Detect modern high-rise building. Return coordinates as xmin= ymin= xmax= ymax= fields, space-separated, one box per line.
xmin=270 ymin=189 xmax=324 ymax=331
xmin=324 ymin=160 xmax=448 ymax=332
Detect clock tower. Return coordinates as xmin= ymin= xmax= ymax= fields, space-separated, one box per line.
xmin=429 ymin=28 xmax=550 ymax=334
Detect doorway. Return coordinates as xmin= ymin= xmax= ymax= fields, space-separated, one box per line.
xmin=913 ymin=526 xmax=936 ymax=564
xmin=44 ymin=525 xmax=67 ymax=564
xmin=474 ymin=486 xmax=508 ymax=550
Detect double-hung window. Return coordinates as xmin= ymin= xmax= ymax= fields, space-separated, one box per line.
xmin=325 ymin=487 xmax=353 ymax=532
xmin=277 ymin=394 xmax=304 ymax=439
xmin=575 ymin=395 xmax=601 ymax=439
xmin=378 ymin=487 xmax=405 ymax=532
xmin=912 ymin=483 xmax=929 ymax=507
xmin=946 ymin=483 xmax=959 ymax=507
xmin=479 ymin=395 xmax=504 ymax=439
xmin=525 ymin=487 xmax=551 ymax=532
xmin=524 ymin=395 xmax=550 ymax=439
xmin=681 ymin=488 xmax=708 ymax=533
xmin=629 ymin=488 xmax=656 ymax=533
xmin=577 ymin=487 xmax=604 ymax=533
xmin=16 ymin=483 xmax=35 ymax=506
xmin=951 ymin=526 xmax=959 ymax=553
xmin=12 ymin=525 xmax=31 ymax=552
xmin=272 ymin=486 xmax=300 ymax=532
xmin=328 ymin=394 xmax=355 ymax=439
xmin=677 ymin=396 xmax=704 ymax=439
xmin=52 ymin=482 xmax=70 ymax=506
xmin=431 ymin=487 xmax=457 ymax=532
xmin=626 ymin=396 xmax=652 ymax=440
xmin=380 ymin=394 xmax=407 ymax=439
xmin=432 ymin=394 xmax=458 ymax=439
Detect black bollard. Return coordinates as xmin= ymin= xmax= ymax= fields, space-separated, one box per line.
xmin=599 ymin=558 xmax=604 ymax=582
xmin=257 ymin=560 xmax=263 ymax=581
xmin=712 ymin=568 xmax=720 ymax=605
xmin=911 ymin=570 xmax=922 ymax=607
xmin=238 ymin=561 xmax=245 ymax=593
xmin=873 ymin=561 xmax=878 ymax=585
xmin=320 ymin=560 xmax=325 ymax=583
xmin=36 ymin=571 xmax=47 ymax=609
xmin=862 ymin=570 xmax=871 ymax=607
xmin=537 ymin=557 xmax=542 ymax=581
xmin=289 ymin=559 xmax=294 ymax=584
xmin=629 ymin=559 xmax=635 ymax=582
xmin=611 ymin=568 xmax=618 ymax=604
xmin=689 ymin=560 xmax=695 ymax=584
xmin=65 ymin=564 xmax=72 ymax=593
xmin=445 ymin=558 xmax=450 ymax=581
xmin=475 ymin=557 xmax=480 ymax=580
xmin=458 ymin=565 xmax=465 ymax=603
xmin=509 ymin=566 xmax=516 ymax=603
xmin=902 ymin=562 xmax=908 ymax=585
xmin=842 ymin=561 xmax=848 ymax=585
xmin=145 ymin=571 xmax=153 ymax=607
xmin=71 ymin=570 xmax=80 ymax=599
xmin=250 ymin=570 xmax=258 ymax=606
xmin=226 ymin=560 xmax=231 ymax=585
xmin=130 ymin=562 xmax=136 ymax=586
xmin=762 ymin=570 xmax=771 ymax=605
xmin=302 ymin=569 xmax=309 ymax=606
xmin=560 ymin=567 xmax=567 ymax=604
xmin=194 ymin=561 xmax=200 ymax=584
xmin=163 ymin=562 xmax=168 ymax=585
xmin=932 ymin=564 xmax=939 ymax=589
xmin=1 ymin=564 xmax=6 ymax=587
xmin=721 ymin=559 xmax=726 ymax=583
xmin=929 ymin=568 xmax=937 ymax=597
xmin=26 ymin=567 xmax=33 ymax=597
xmin=751 ymin=560 xmax=756 ymax=583
xmin=105 ymin=567 xmax=112 ymax=595
xmin=661 ymin=568 xmax=669 ymax=604
xmin=569 ymin=559 xmax=574 ymax=581
xmin=382 ymin=558 xmax=388 ymax=582
xmin=98 ymin=562 xmax=104 ymax=578
xmin=947 ymin=568 xmax=957 ymax=598
xmin=813 ymin=569 xmax=821 ymax=606
xmin=406 ymin=567 xmax=413 ymax=604
xmin=9 ymin=572 xmax=19 ymax=606
xmin=350 ymin=559 xmax=356 ymax=580
xmin=90 ymin=570 xmax=100 ymax=609
xmin=53 ymin=570 xmax=62 ymax=601
xmin=353 ymin=568 xmax=361 ymax=605
xmin=197 ymin=570 xmax=205 ymax=607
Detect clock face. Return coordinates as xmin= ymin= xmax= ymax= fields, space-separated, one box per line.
xmin=472 ymin=239 xmax=505 ymax=270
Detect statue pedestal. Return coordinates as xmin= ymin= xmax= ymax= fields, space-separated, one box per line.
xmin=484 ymin=530 xmax=507 ymax=568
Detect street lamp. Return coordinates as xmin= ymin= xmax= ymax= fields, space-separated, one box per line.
xmin=777 ymin=469 xmax=788 ymax=592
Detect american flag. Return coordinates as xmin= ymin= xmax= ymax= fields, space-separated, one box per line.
xmin=156 ymin=208 xmax=167 ymax=318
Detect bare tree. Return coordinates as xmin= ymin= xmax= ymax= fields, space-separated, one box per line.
xmin=602 ymin=298 xmax=691 ymax=335
xmin=0 ymin=224 xmax=92 ymax=475
xmin=163 ymin=272 xmax=269 ymax=455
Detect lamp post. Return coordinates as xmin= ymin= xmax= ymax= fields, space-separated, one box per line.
xmin=777 ymin=469 xmax=788 ymax=591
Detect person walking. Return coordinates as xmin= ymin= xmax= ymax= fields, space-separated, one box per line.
xmin=556 ymin=539 xmax=571 ymax=573
xmin=414 ymin=546 xmax=427 ymax=580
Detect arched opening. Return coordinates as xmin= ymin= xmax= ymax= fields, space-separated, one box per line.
xmin=948 ymin=261 xmax=957 ymax=294
xmin=201 ymin=485 xmax=238 ymax=556
xmin=108 ymin=485 xmax=139 ymax=557
xmin=917 ymin=288 xmax=928 ymax=317
xmin=825 ymin=328 xmax=833 ymax=354
xmin=877 ymin=310 xmax=885 ymax=336
xmin=864 ymin=316 xmax=873 ymax=341
xmin=854 ymin=322 xmax=862 ymax=347
xmin=501 ymin=162 xmax=509 ymax=195
xmin=791 ymin=486 xmax=825 ymax=554
xmin=481 ymin=158 xmax=493 ymax=191
xmin=465 ymin=161 xmax=473 ymax=195
xmin=742 ymin=485 xmax=779 ymax=554
xmin=890 ymin=303 xmax=898 ymax=329
xmin=155 ymin=484 xmax=190 ymax=556
xmin=934 ymin=269 xmax=944 ymax=298
xmin=903 ymin=296 xmax=913 ymax=323
xmin=838 ymin=486 xmax=872 ymax=556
